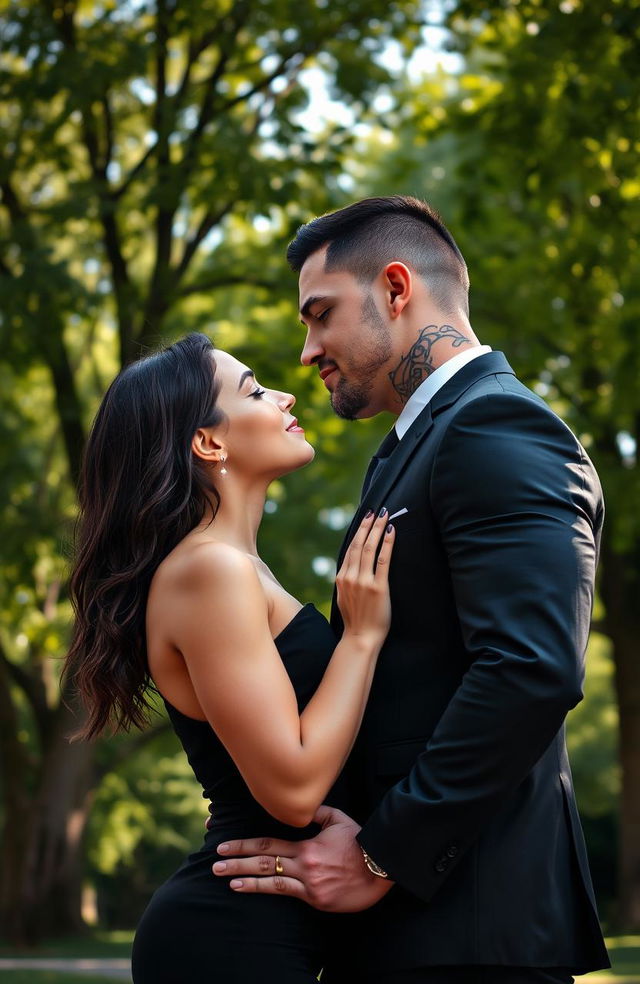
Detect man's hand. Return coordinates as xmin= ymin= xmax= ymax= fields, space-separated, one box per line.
xmin=211 ymin=805 xmax=394 ymax=912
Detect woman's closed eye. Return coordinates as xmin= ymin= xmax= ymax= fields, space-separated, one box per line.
xmin=317 ymin=308 xmax=331 ymax=323
xmin=249 ymin=388 xmax=266 ymax=400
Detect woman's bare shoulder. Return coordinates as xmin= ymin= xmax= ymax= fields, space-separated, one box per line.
xmin=154 ymin=538 xmax=257 ymax=596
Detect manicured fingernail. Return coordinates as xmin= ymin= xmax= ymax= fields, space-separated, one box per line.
xmin=387 ymin=523 xmax=393 ymax=534
xmin=218 ymin=843 xmax=230 ymax=854
xmin=378 ymin=506 xmax=387 ymax=517
xmin=230 ymin=880 xmax=243 ymax=889
xmin=213 ymin=862 xmax=227 ymax=872
xmin=365 ymin=509 xmax=373 ymax=518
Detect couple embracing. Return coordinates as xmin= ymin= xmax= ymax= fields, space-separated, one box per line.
xmin=66 ymin=196 xmax=610 ymax=983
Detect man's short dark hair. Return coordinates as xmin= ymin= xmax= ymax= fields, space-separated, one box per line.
xmin=287 ymin=196 xmax=470 ymax=316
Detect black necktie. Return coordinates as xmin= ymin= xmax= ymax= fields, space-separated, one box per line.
xmin=361 ymin=427 xmax=400 ymax=499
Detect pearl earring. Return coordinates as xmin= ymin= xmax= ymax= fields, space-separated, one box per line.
xmin=220 ymin=454 xmax=227 ymax=476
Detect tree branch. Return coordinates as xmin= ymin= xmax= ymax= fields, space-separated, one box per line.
xmin=102 ymin=93 xmax=114 ymax=167
xmin=47 ymin=0 xmax=135 ymax=365
xmin=0 ymin=642 xmax=50 ymax=743
xmin=136 ymin=0 xmax=175 ymax=347
xmin=174 ymin=203 xmax=233 ymax=284
xmin=111 ymin=21 xmax=228 ymax=201
xmin=43 ymin=307 xmax=88 ymax=483
xmin=219 ymin=50 xmax=305 ymax=114
xmin=50 ymin=0 xmax=77 ymax=47
xmin=1 ymin=177 xmax=27 ymax=222
xmin=179 ymin=274 xmax=276 ymax=298
xmin=177 ymin=0 xmax=253 ymax=189
xmin=112 ymin=141 xmax=158 ymax=200
xmin=1 ymin=168 xmax=87 ymax=482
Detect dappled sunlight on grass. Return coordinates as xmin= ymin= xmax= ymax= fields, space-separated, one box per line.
xmin=577 ymin=936 xmax=640 ymax=981
xmin=0 ymin=975 xmax=128 ymax=984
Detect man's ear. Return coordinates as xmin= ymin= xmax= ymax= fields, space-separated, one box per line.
xmin=382 ymin=262 xmax=412 ymax=319
xmin=191 ymin=428 xmax=224 ymax=464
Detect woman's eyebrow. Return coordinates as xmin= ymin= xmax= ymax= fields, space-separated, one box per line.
xmin=237 ymin=369 xmax=255 ymax=391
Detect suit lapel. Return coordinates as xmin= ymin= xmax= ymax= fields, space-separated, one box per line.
xmin=336 ymin=406 xmax=434 ymax=566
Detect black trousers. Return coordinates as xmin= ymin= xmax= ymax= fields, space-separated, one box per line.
xmin=321 ymin=966 xmax=574 ymax=984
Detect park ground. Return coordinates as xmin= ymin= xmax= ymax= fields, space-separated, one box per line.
xmin=0 ymin=933 xmax=638 ymax=983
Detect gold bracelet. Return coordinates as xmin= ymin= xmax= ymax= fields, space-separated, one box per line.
xmin=360 ymin=845 xmax=389 ymax=878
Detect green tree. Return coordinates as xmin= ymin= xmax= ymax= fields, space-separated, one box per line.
xmin=0 ymin=0 xmax=421 ymax=942
xmin=357 ymin=0 xmax=639 ymax=928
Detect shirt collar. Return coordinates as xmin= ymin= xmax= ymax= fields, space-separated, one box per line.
xmin=394 ymin=345 xmax=493 ymax=440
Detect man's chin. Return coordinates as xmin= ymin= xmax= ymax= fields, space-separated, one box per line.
xmin=330 ymin=384 xmax=373 ymax=421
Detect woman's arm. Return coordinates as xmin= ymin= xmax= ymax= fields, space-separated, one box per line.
xmin=171 ymin=511 xmax=394 ymax=827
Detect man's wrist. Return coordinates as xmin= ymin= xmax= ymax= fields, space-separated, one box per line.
xmin=360 ymin=844 xmax=389 ymax=879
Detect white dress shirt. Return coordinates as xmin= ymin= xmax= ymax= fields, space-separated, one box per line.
xmin=394 ymin=345 xmax=493 ymax=440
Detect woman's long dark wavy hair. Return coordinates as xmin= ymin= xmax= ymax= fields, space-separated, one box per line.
xmin=64 ymin=333 xmax=224 ymax=740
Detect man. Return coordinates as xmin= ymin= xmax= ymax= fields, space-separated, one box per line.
xmin=212 ymin=196 xmax=610 ymax=982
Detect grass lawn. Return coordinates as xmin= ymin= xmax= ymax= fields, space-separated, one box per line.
xmin=0 ymin=933 xmax=637 ymax=983
xmin=0 ymin=931 xmax=133 ymax=983
xmin=0 ymin=931 xmax=133 ymax=959
xmin=0 ymin=975 xmax=126 ymax=983
xmin=576 ymin=936 xmax=640 ymax=982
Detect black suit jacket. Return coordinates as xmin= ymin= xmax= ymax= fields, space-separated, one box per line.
xmin=325 ymin=351 xmax=609 ymax=974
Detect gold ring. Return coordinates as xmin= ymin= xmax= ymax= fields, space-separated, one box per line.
xmin=275 ymin=855 xmax=284 ymax=876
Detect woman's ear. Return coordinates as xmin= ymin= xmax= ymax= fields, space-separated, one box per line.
xmin=383 ymin=262 xmax=412 ymax=318
xmin=191 ymin=428 xmax=224 ymax=464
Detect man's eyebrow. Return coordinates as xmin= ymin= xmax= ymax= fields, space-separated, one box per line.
xmin=237 ymin=369 xmax=255 ymax=391
xmin=300 ymin=295 xmax=330 ymax=322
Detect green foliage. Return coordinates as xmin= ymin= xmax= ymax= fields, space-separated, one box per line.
xmin=568 ymin=634 xmax=620 ymax=818
xmin=347 ymin=0 xmax=639 ymax=920
xmin=358 ymin=2 xmax=640 ymax=502
xmin=1 ymin=0 xmax=637 ymax=936
xmin=567 ymin=633 xmax=620 ymax=912
xmin=86 ymin=726 xmax=206 ymax=926
xmin=0 ymin=0 xmax=422 ymax=939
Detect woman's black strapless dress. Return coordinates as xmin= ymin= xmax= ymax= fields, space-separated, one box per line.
xmin=131 ymin=604 xmax=338 ymax=984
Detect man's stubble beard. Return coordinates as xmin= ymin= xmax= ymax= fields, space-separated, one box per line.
xmin=331 ymin=294 xmax=393 ymax=420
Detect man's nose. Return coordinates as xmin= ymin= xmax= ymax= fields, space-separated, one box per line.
xmin=300 ymin=330 xmax=323 ymax=367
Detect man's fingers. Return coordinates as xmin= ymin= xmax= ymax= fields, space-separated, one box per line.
xmin=216 ymin=836 xmax=297 ymax=858
xmin=313 ymin=803 xmax=349 ymax=827
xmin=212 ymin=855 xmax=298 ymax=879
xmin=228 ymin=875 xmax=308 ymax=900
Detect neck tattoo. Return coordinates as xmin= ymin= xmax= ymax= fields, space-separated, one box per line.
xmin=388 ymin=324 xmax=471 ymax=402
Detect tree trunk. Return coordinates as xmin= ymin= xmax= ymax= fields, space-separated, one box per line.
xmin=4 ymin=698 xmax=96 ymax=944
xmin=0 ymin=656 xmax=33 ymax=942
xmin=601 ymin=537 xmax=640 ymax=931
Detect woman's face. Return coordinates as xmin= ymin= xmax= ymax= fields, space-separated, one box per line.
xmin=206 ymin=350 xmax=315 ymax=481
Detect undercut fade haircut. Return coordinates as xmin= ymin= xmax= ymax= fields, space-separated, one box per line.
xmin=287 ymin=196 xmax=470 ymax=317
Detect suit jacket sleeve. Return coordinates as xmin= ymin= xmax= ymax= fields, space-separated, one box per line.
xmin=356 ymin=390 xmax=603 ymax=903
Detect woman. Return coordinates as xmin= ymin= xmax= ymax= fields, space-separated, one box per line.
xmin=64 ymin=332 xmax=395 ymax=983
